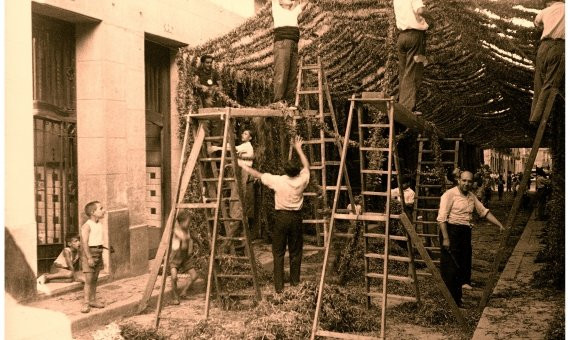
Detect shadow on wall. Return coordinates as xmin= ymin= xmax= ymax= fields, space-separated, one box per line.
xmin=5 ymin=229 xmax=37 ymax=301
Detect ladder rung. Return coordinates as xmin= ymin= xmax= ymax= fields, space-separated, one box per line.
xmin=365 ymin=253 xmax=412 ymax=262
xmin=362 ymin=233 xmax=407 ymax=242
xmin=204 ymin=197 xmax=239 ymax=203
xmin=215 ymin=255 xmax=249 ymax=260
xmin=325 ymin=161 xmax=341 ymax=166
xmin=202 ymin=177 xmax=236 ymax=182
xmin=217 ymin=236 xmax=246 ymax=241
xmin=367 ymin=292 xmax=418 ymax=302
xmin=425 ymin=246 xmax=440 ymax=251
xmin=216 ymin=274 xmax=253 ymax=279
xmin=362 ymin=191 xmax=389 ymax=197
xmin=303 ymin=192 xmax=319 ymax=196
xmin=304 ymin=138 xmax=336 ymax=144
xmin=334 ymin=213 xmax=397 ymax=222
xmin=366 ymin=273 xmax=414 ymax=284
xmin=200 ymin=157 xmax=223 ymax=162
xmin=422 ymin=150 xmax=456 ymax=153
xmin=325 ymin=186 xmax=348 ymax=191
xmin=417 ymin=233 xmax=439 ymax=238
xmin=360 ymin=147 xmax=390 ymax=152
xmin=176 ymin=203 xmax=217 ymax=209
xmin=360 ymin=123 xmax=390 ymax=128
xmin=208 ymin=217 xmax=242 ymax=221
xmin=315 ymin=330 xmax=382 ymax=340
xmin=416 ymin=259 xmax=441 ymax=264
xmin=310 ymin=165 xmax=324 ymax=170
xmin=414 ymin=221 xmax=438 ymax=224
xmin=303 ymin=219 xmax=327 ymax=224
xmin=297 ymin=87 xmax=320 ymax=94
xmin=420 ymin=161 xmax=456 ymax=165
xmin=301 ymin=64 xmax=319 ymax=69
xmin=362 ymin=170 xmax=397 ymax=175
xmin=443 ymin=137 xmax=463 ymax=141
xmin=204 ymin=136 xmax=223 ymax=141
xmin=415 ymin=208 xmax=439 ymax=212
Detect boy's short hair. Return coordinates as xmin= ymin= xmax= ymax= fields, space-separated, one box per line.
xmin=176 ymin=210 xmax=192 ymax=224
xmin=284 ymin=159 xmax=301 ymax=177
xmin=200 ymin=54 xmax=214 ymax=63
xmin=243 ymin=129 xmax=254 ymax=139
xmin=84 ymin=201 xmax=100 ymax=217
xmin=66 ymin=233 xmax=80 ymax=243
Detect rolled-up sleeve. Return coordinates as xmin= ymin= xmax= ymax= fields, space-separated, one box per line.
xmin=473 ymin=195 xmax=490 ymax=218
xmin=436 ymin=191 xmax=452 ymax=223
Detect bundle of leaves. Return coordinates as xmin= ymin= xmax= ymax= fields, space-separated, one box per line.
xmin=533 ymin=189 xmax=564 ymax=290
xmin=390 ymin=280 xmax=455 ymax=326
xmin=119 ymin=322 xmax=167 ymax=340
xmin=545 ymin=307 xmax=564 ymax=340
xmin=183 ymin=319 xmax=242 ymax=340
xmin=243 ymin=281 xmax=380 ymax=339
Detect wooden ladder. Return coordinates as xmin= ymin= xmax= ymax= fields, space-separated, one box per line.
xmin=310 ymin=95 xmax=420 ymax=340
xmin=412 ymin=135 xmax=461 ymax=273
xmin=478 ymin=89 xmax=563 ymax=312
xmin=291 ymin=56 xmax=355 ymax=248
xmin=138 ymin=110 xmax=261 ymax=328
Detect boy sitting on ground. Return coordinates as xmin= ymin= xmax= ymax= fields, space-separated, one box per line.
xmin=37 ymin=233 xmax=84 ymax=284
xmin=170 ymin=210 xmax=202 ymax=305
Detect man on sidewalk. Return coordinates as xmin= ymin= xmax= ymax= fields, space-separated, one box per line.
xmin=393 ymin=0 xmax=431 ymax=112
xmin=529 ymin=0 xmax=565 ymax=124
xmin=437 ymin=171 xmax=504 ymax=307
xmin=240 ymin=135 xmax=310 ymax=293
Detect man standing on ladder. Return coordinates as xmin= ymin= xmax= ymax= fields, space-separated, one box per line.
xmin=271 ymin=0 xmax=307 ymax=107
xmin=393 ymin=0 xmax=431 ymax=112
xmin=240 ymin=136 xmax=310 ymax=293
xmin=437 ymin=171 xmax=504 ymax=307
xmin=529 ymin=0 xmax=565 ymax=125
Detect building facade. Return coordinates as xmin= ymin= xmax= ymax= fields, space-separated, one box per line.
xmin=484 ymin=148 xmax=552 ymax=177
xmin=6 ymin=0 xmax=247 ymax=301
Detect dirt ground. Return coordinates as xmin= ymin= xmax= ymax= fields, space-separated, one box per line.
xmin=74 ymin=192 xmax=562 ymax=340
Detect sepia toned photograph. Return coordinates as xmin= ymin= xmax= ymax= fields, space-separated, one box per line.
xmin=4 ymin=0 xmax=564 ymax=339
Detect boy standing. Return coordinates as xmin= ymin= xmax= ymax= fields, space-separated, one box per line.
xmin=37 ymin=233 xmax=84 ymax=284
xmin=240 ymin=135 xmax=310 ymax=293
xmin=80 ymin=201 xmax=106 ymax=313
xmin=170 ymin=210 xmax=201 ymax=305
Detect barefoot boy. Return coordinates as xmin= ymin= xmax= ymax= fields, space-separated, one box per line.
xmin=80 ymin=201 xmax=106 ymax=313
xmin=37 ymin=233 xmax=84 ymax=284
xmin=170 ymin=210 xmax=201 ymax=305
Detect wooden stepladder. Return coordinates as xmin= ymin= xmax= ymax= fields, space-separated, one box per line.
xmin=291 ymin=56 xmax=355 ymax=247
xmin=138 ymin=110 xmax=261 ymax=328
xmin=311 ymin=96 xmax=420 ymax=340
xmin=412 ymin=135 xmax=461 ymax=271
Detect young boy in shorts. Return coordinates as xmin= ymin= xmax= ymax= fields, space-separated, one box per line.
xmin=170 ymin=210 xmax=201 ymax=305
xmin=80 ymin=201 xmax=106 ymax=313
xmin=37 ymin=233 xmax=84 ymax=284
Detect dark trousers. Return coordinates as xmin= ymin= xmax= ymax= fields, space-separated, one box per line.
xmin=273 ymin=39 xmax=299 ymax=103
xmin=397 ymin=29 xmax=426 ymax=111
xmin=439 ymin=224 xmax=472 ymax=306
xmin=530 ymin=39 xmax=565 ymax=123
xmin=272 ymin=210 xmax=303 ymax=292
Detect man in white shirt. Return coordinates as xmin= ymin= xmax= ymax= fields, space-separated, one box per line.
xmin=271 ymin=0 xmax=308 ymax=105
xmin=437 ymin=171 xmax=504 ymax=307
xmin=393 ymin=0 xmax=431 ymax=112
xmin=529 ymin=0 xmax=565 ymax=124
xmin=240 ymin=135 xmax=310 ymax=293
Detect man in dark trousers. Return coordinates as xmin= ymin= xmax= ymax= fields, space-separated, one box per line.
xmin=271 ymin=0 xmax=308 ymax=106
xmin=437 ymin=171 xmax=504 ymax=307
xmin=529 ymin=0 xmax=565 ymax=124
xmin=240 ymin=135 xmax=310 ymax=293
xmin=393 ymin=0 xmax=431 ymax=112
